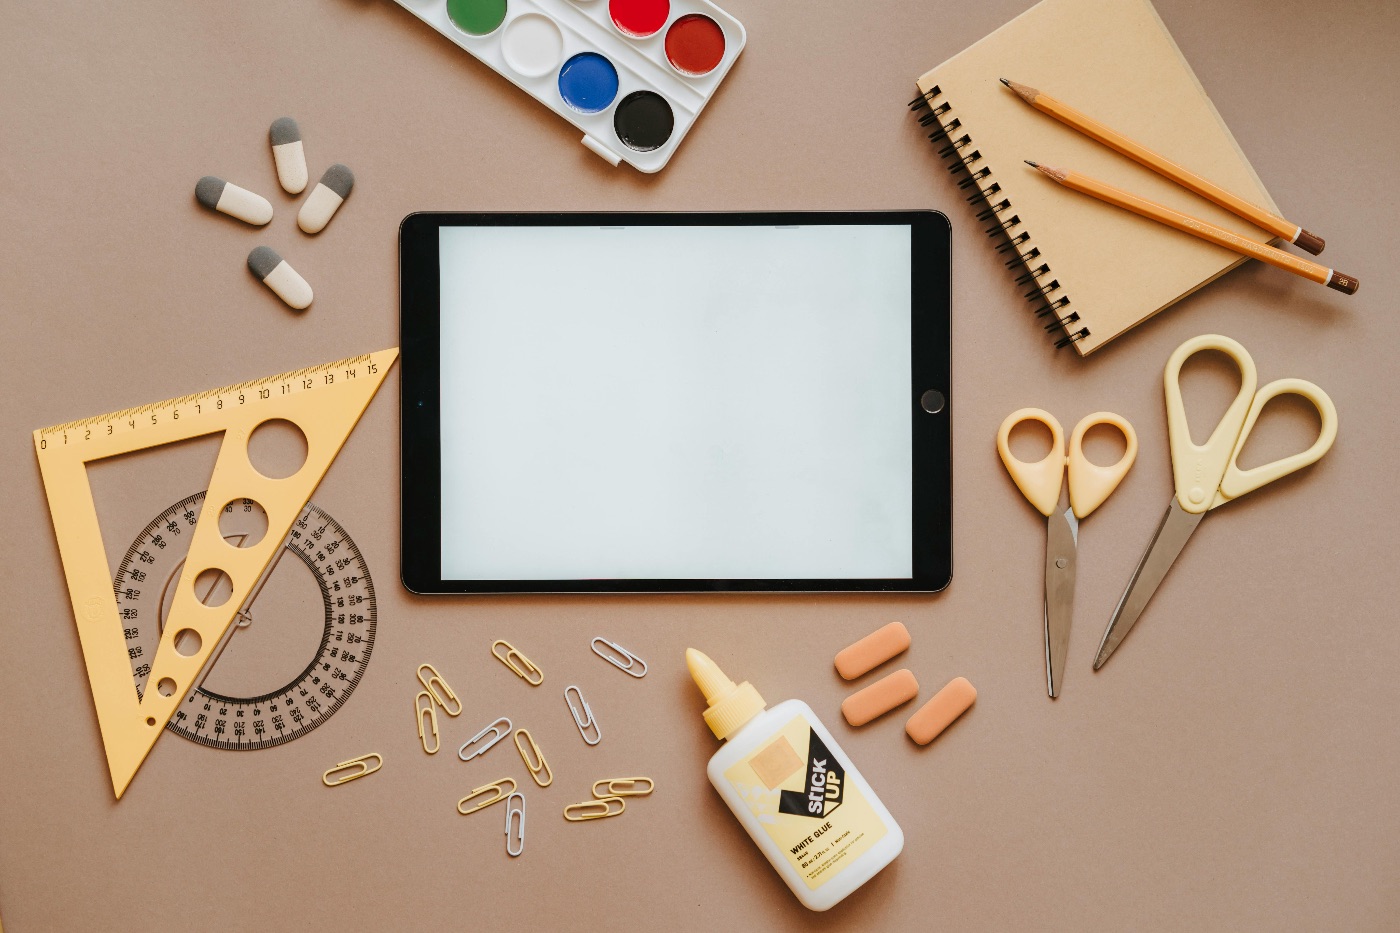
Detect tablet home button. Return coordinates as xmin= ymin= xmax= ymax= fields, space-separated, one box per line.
xmin=920 ymin=389 xmax=946 ymax=414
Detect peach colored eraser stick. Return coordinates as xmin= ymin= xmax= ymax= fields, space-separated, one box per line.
xmin=834 ymin=621 xmax=911 ymax=680
xmin=905 ymin=677 xmax=976 ymax=745
xmin=841 ymin=669 xmax=919 ymax=727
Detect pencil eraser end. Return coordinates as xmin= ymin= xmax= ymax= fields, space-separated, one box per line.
xmin=834 ymin=622 xmax=911 ymax=680
xmin=905 ymin=677 xmax=976 ymax=745
xmin=841 ymin=669 xmax=919 ymax=727
xmin=1327 ymin=271 xmax=1359 ymax=295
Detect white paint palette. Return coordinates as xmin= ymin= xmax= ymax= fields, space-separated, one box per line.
xmin=391 ymin=0 xmax=746 ymax=173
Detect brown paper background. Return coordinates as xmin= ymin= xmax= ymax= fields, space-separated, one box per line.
xmin=1 ymin=0 xmax=1397 ymax=929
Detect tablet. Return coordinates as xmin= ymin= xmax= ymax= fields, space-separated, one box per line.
xmin=400 ymin=211 xmax=951 ymax=594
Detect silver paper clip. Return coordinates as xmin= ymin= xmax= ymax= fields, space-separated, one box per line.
xmin=590 ymin=637 xmax=647 ymax=678
xmin=504 ymin=792 xmax=526 ymax=857
xmin=459 ymin=716 xmax=513 ymax=761
xmin=564 ymin=685 xmax=601 ymax=746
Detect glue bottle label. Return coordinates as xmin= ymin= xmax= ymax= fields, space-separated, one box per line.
xmin=722 ymin=714 xmax=887 ymax=890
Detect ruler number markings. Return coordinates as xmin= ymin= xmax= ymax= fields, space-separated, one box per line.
xmin=35 ymin=355 xmax=379 ymax=450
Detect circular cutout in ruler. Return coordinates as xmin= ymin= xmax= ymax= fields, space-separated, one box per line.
xmin=116 ymin=492 xmax=376 ymax=749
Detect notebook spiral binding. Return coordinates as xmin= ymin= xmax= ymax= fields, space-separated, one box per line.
xmin=909 ymin=86 xmax=1088 ymax=349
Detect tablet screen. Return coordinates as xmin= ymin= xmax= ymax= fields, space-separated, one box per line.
xmin=401 ymin=211 xmax=951 ymax=593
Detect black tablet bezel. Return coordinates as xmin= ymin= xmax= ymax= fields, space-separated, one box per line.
xmin=400 ymin=210 xmax=951 ymax=594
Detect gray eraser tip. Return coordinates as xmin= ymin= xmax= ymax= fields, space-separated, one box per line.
xmin=318 ymin=163 xmax=354 ymax=198
xmin=195 ymin=176 xmax=227 ymax=209
xmin=270 ymin=117 xmax=301 ymax=146
xmin=247 ymin=246 xmax=283 ymax=280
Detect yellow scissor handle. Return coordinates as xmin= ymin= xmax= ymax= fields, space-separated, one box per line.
xmin=1164 ymin=335 xmax=1259 ymax=513
xmin=1066 ymin=412 xmax=1138 ymax=519
xmin=1210 ymin=378 xmax=1338 ymax=509
xmin=997 ymin=408 xmax=1065 ymax=517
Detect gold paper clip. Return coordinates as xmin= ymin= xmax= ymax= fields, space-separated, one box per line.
xmin=415 ymin=690 xmax=439 ymax=754
xmin=322 ymin=753 xmax=382 ymax=787
xmin=564 ymin=684 xmax=601 ymax=746
xmin=459 ymin=716 xmax=513 ymax=761
xmin=416 ymin=662 xmax=462 ymax=716
xmin=563 ymin=797 xmax=626 ymax=822
xmin=514 ymin=728 xmax=553 ymax=787
xmin=504 ymin=792 xmax=526 ymax=857
xmin=590 ymin=637 xmax=648 ymax=678
xmin=593 ymin=776 xmax=654 ymax=798
xmin=458 ymin=777 xmax=517 ymax=815
xmin=491 ymin=640 xmax=544 ymax=686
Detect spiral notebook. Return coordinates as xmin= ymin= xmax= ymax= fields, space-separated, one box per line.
xmin=910 ymin=0 xmax=1279 ymax=354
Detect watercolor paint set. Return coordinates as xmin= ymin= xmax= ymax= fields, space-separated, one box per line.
xmin=391 ymin=0 xmax=746 ymax=172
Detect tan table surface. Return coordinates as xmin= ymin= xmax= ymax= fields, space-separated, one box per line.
xmin=2 ymin=1 xmax=1397 ymax=929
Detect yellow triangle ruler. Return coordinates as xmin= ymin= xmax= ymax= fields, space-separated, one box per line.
xmin=34 ymin=348 xmax=398 ymax=798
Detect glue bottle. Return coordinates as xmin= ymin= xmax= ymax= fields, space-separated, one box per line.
xmin=686 ymin=648 xmax=904 ymax=911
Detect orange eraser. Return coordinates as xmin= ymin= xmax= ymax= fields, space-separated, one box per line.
xmin=834 ymin=621 xmax=911 ymax=680
xmin=905 ymin=677 xmax=976 ymax=745
xmin=841 ymin=669 xmax=919 ymax=726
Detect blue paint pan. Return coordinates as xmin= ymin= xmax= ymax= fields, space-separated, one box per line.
xmin=557 ymin=52 xmax=619 ymax=114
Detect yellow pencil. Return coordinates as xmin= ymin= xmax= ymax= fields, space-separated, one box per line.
xmin=1002 ymin=78 xmax=1325 ymax=255
xmin=1026 ymin=161 xmax=1358 ymax=294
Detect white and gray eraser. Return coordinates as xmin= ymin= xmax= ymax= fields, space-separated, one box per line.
xmin=269 ymin=117 xmax=308 ymax=194
xmin=298 ymin=163 xmax=353 ymax=234
xmin=196 ymin=176 xmax=273 ymax=226
xmin=248 ymin=246 xmax=313 ymax=310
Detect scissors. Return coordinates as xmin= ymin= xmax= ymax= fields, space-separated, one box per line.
xmin=998 ymin=408 xmax=1138 ymax=697
xmin=1093 ymin=334 xmax=1338 ymax=670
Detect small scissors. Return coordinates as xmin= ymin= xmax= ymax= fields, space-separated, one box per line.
xmin=998 ymin=408 xmax=1138 ymax=697
xmin=1094 ymin=334 xmax=1338 ymax=669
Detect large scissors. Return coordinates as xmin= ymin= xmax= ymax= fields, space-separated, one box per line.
xmin=1094 ymin=334 xmax=1338 ymax=669
xmin=998 ymin=409 xmax=1138 ymax=697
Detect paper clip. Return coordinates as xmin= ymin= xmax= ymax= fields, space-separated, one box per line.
xmin=415 ymin=691 xmax=440 ymax=754
xmin=416 ymin=662 xmax=462 ymax=716
xmin=459 ymin=716 xmax=513 ymax=761
xmin=593 ymin=776 xmax=654 ymax=798
xmin=504 ymin=792 xmax=526 ymax=857
xmin=458 ymin=777 xmax=517 ymax=815
xmin=491 ymin=640 xmax=544 ymax=686
xmin=563 ymin=797 xmax=626 ymax=822
xmin=564 ymin=685 xmax=601 ymax=746
xmin=322 ymin=753 xmax=382 ymax=787
xmin=514 ymin=728 xmax=553 ymax=787
xmin=590 ymin=637 xmax=648 ymax=678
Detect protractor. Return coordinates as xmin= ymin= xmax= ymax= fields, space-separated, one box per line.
xmin=115 ymin=491 xmax=377 ymax=749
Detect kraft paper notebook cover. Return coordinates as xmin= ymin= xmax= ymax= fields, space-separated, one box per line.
xmin=911 ymin=0 xmax=1280 ymax=355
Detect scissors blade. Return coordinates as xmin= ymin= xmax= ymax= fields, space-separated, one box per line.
xmin=1044 ymin=506 xmax=1078 ymax=698
xmin=1093 ymin=498 xmax=1205 ymax=670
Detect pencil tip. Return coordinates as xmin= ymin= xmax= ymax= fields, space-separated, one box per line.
xmin=1003 ymin=79 xmax=1038 ymax=105
xmin=1024 ymin=160 xmax=1039 ymax=168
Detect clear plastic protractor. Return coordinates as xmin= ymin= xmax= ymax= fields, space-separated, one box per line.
xmin=115 ymin=492 xmax=377 ymax=749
